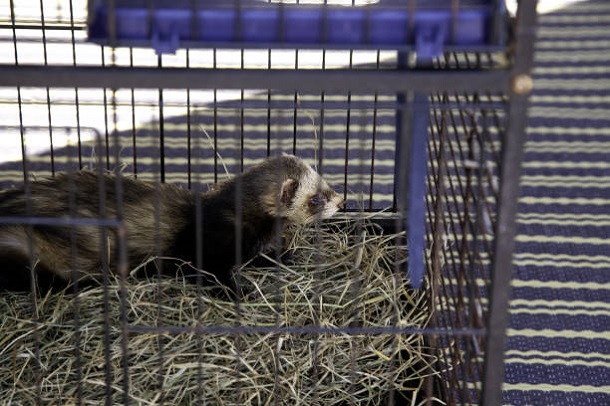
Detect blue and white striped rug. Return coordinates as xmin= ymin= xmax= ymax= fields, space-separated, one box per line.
xmin=503 ymin=1 xmax=610 ymax=405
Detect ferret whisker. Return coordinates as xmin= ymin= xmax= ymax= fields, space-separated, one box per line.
xmin=198 ymin=124 xmax=231 ymax=180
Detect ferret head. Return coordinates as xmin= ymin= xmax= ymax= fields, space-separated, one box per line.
xmin=253 ymin=154 xmax=344 ymax=225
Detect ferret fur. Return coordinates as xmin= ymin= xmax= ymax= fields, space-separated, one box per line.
xmin=0 ymin=154 xmax=344 ymax=293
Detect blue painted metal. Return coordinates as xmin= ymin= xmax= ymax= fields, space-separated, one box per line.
xmin=406 ymin=92 xmax=430 ymax=289
xmin=88 ymin=0 xmax=505 ymax=54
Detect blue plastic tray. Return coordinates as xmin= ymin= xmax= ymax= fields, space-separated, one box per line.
xmin=88 ymin=0 xmax=507 ymax=56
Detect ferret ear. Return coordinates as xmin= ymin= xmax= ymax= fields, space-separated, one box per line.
xmin=280 ymin=178 xmax=299 ymax=205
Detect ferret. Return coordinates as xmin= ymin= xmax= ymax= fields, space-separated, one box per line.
xmin=0 ymin=154 xmax=344 ymax=294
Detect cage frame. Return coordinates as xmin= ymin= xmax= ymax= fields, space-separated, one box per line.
xmin=0 ymin=1 xmax=538 ymax=404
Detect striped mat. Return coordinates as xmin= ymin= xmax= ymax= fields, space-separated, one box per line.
xmin=503 ymin=1 xmax=610 ymax=405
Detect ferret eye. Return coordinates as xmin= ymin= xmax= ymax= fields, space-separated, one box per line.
xmin=309 ymin=194 xmax=325 ymax=207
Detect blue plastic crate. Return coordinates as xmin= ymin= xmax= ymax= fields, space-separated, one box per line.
xmin=88 ymin=0 xmax=508 ymax=56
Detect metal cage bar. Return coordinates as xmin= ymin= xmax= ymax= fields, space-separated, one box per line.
xmin=481 ymin=1 xmax=538 ymax=404
xmin=0 ymin=1 xmax=538 ymax=404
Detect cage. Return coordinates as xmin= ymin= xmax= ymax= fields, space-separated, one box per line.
xmin=0 ymin=0 xmax=537 ymax=405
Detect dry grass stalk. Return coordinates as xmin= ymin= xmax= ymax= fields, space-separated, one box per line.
xmin=0 ymin=218 xmax=437 ymax=405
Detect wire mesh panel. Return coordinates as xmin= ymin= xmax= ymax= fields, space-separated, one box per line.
xmin=426 ymin=89 xmax=506 ymax=404
xmin=0 ymin=1 xmax=537 ymax=405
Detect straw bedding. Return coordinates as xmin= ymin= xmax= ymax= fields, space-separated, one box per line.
xmin=0 ymin=218 xmax=437 ymax=405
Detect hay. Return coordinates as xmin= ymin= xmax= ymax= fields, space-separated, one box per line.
xmin=0 ymin=218 xmax=437 ymax=405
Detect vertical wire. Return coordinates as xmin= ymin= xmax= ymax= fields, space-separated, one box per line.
xmin=130 ymin=48 xmax=138 ymax=178
xmin=101 ymin=4 xmax=116 ymax=405
xmin=234 ymin=3 xmax=245 ymax=401
xmin=472 ymin=101 xmax=494 ymax=389
xmin=461 ymin=89 xmax=485 ymax=394
xmin=66 ymin=2 xmax=83 ymax=402
xmin=345 ymin=39 xmax=360 ymax=399
xmin=194 ymin=154 xmax=205 ymax=404
xmin=10 ymin=1 xmax=42 ymax=403
xmin=461 ymin=105 xmax=490 ymax=392
xmin=99 ymin=52 xmax=114 ymax=406
xmin=101 ymin=48 xmax=111 ymax=170
xmin=422 ymin=101 xmax=437 ymax=406
xmin=437 ymin=96 xmax=467 ymax=405
xmin=268 ymin=38 xmax=281 ymax=404
xmin=65 ymin=129 xmax=84 ymax=406
xmin=368 ymin=50 xmax=380 ymax=211
xmin=388 ymin=45 xmax=413 ymax=405
xmin=439 ymin=93 xmax=470 ymax=403
xmin=388 ymin=88 xmax=409 ymax=406
xmin=320 ymin=45 xmax=326 ymax=167
xmin=240 ymin=48 xmax=245 ymax=172
xmin=426 ymin=99 xmax=457 ymax=405
xmin=271 ymin=81 xmax=284 ymax=406
xmin=456 ymin=100 xmax=475 ymax=404
xmin=342 ymin=49 xmax=353 ymax=208
xmin=94 ymin=127 xmax=112 ymax=406
xmin=484 ymin=91 xmax=503 ymax=187
xmin=456 ymin=92 xmax=494 ymax=304
xmin=38 ymin=0 xmax=55 ymax=175
xmin=158 ymin=54 xmax=166 ymax=184
xmin=189 ymin=15 xmax=205 ymax=404
xmin=154 ymin=51 xmax=167 ymax=405
xmin=213 ymin=49 xmax=219 ymax=184
xmin=457 ymin=103 xmax=475 ymax=347
xmin=68 ymin=0 xmax=83 ymax=170
xmin=150 ymin=23 xmax=168 ymax=399
xmin=194 ymin=161 xmax=205 ymax=403
xmin=449 ymin=92 xmax=480 ymax=404
xmin=186 ymin=50 xmax=193 ymax=189
xmin=309 ymin=26 xmax=328 ymax=402
xmin=154 ymin=186 xmax=167 ymax=406
xmin=188 ymin=43 xmax=206 ymax=405
xmin=431 ymin=94 xmax=459 ymax=402
xmin=267 ymin=50 xmax=272 ymax=157
xmin=348 ymin=85 xmax=368 ymax=402
xmin=106 ymin=42 xmax=131 ymax=405
xmin=463 ymin=58 xmax=494 ymax=327
xmin=233 ymin=122 xmax=245 ymax=405
xmin=292 ymin=50 xmax=298 ymax=155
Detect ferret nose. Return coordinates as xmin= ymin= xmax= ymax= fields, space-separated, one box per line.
xmin=337 ymin=198 xmax=345 ymax=210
